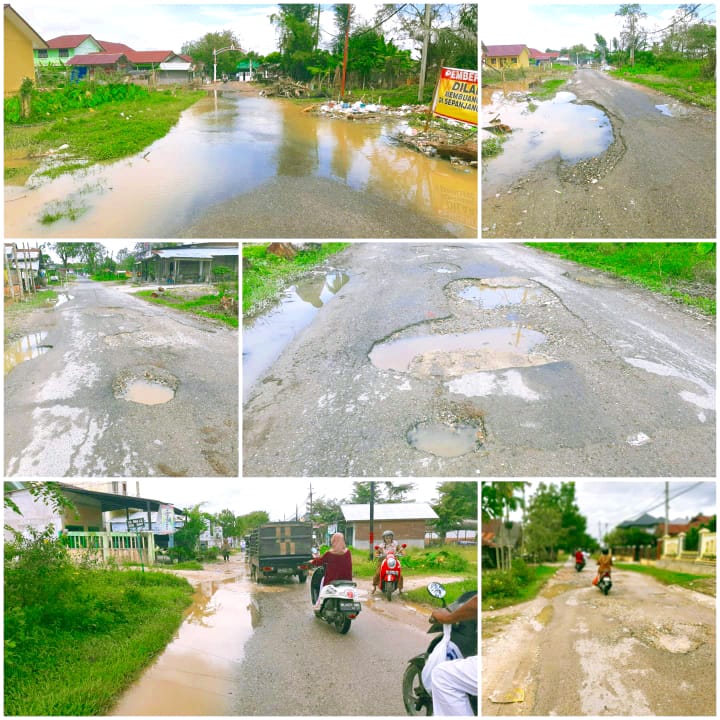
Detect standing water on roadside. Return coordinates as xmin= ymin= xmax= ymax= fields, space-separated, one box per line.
xmin=6 ymin=93 xmax=477 ymax=238
xmin=482 ymin=88 xmax=613 ymax=197
xmin=243 ymin=271 xmax=349 ymax=402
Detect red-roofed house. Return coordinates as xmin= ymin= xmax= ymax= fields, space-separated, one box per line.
xmin=35 ymin=33 xmax=103 ymax=64
xmin=528 ymin=48 xmax=558 ymax=67
xmin=98 ymin=40 xmax=135 ymax=54
xmin=483 ymin=44 xmax=531 ymax=68
xmin=66 ymin=52 xmax=130 ymax=79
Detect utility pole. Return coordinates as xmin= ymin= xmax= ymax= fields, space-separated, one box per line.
xmin=308 ymin=482 xmax=313 ymax=519
xmin=368 ymin=481 xmax=375 ymax=561
xmin=418 ymin=3 xmax=432 ymax=103
xmin=665 ymin=482 xmax=669 ymax=537
xmin=340 ymin=5 xmax=352 ymax=99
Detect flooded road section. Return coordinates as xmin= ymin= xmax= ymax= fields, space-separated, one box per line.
xmin=4 ymin=332 xmax=51 ymax=375
xmin=112 ymin=576 xmax=256 ymax=716
xmin=243 ymin=270 xmax=349 ymax=402
xmin=482 ymin=87 xmax=613 ymax=198
xmin=6 ymin=93 xmax=477 ymax=238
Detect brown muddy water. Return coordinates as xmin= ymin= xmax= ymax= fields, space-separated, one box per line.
xmin=124 ymin=380 xmax=175 ymax=405
xmin=5 ymin=92 xmax=477 ymax=238
xmin=4 ymin=332 xmax=51 ymax=374
xmin=482 ymin=86 xmax=613 ymax=198
xmin=407 ymin=421 xmax=481 ymax=457
xmin=111 ymin=579 xmax=255 ymax=716
xmin=243 ymin=270 xmax=349 ymax=402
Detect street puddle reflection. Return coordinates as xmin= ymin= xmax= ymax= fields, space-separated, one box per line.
xmin=111 ymin=579 xmax=255 ymax=716
xmin=243 ymin=271 xmax=349 ymax=402
xmin=4 ymin=332 xmax=51 ymax=374
xmin=407 ymin=421 xmax=481 ymax=457
xmin=457 ymin=284 xmax=544 ymax=309
xmin=124 ymin=380 xmax=175 ymax=405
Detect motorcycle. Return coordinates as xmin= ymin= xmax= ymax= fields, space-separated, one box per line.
xmin=310 ymin=565 xmax=364 ymax=634
xmin=575 ymin=559 xmax=585 ymax=572
xmin=402 ymin=582 xmax=477 ymax=716
xmin=375 ymin=543 xmax=407 ymax=601
xmin=597 ymin=571 xmax=612 ymax=595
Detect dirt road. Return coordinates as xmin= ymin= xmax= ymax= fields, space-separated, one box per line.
xmin=5 ymin=279 xmax=238 ymax=476
xmin=243 ymin=243 xmax=715 ymax=476
xmin=482 ymin=562 xmax=715 ymax=715
xmin=483 ymin=70 xmax=715 ymax=238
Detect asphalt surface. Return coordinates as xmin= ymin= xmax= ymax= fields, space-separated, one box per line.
xmin=5 ymin=279 xmax=238 ymax=477
xmin=112 ymin=554 xmax=433 ymax=716
xmin=483 ymin=70 xmax=716 ymax=238
xmin=243 ymin=243 xmax=715 ymax=477
xmin=482 ymin=562 xmax=716 ymax=715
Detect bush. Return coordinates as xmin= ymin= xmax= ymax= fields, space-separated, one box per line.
xmin=482 ymin=570 xmax=519 ymax=599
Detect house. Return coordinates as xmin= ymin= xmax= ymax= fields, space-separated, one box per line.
xmin=483 ymin=44 xmax=531 ymax=69
xmin=236 ymin=59 xmax=255 ymax=82
xmin=66 ymin=52 xmax=130 ymax=80
xmin=4 ymin=4 xmax=48 ymax=95
xmin=34 ymin=33 xmax=104 ymax=65
xmin=4 ymin=243 xmax=40 ymax=293
xmin=339 ymin=503 xmax=439 ymax=550
xmin=617 ymin=512 xmax=667 ymax=533
xmin=482 ymin=518 xmax=522 ymax=567
xmin=135 ymin=243 xmax=239 ymax=284
xmin=528 ymin=48 xmax=557 ymax=67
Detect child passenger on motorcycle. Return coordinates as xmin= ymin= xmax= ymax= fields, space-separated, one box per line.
xmin=371 ymin=530 xmax=404 ymax=594
xmin=310 ymin=532 xmax=352 ymax=594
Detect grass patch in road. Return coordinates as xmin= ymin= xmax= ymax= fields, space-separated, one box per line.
xmin=481 ymin=135 xmax=506 ymax=159
xmin=4 ymin=87 xmax=204 ymax=181
xmin=242 ymin=242 xmax=350 ymax=314
xmin=5 ymin=531 xmax=194 ymax=716
xmin=615 ymin=562 xmax=715 ymax=596
xmin=135 ymin=288 xmax=239 ymax=328
xmin=529 ymin=78 xmax=567 ymax=100
xmin=482 ymin=562 xmax=558 ymax=611
xmin=482 ymin=612 xmax=519 ymax=640
xmin=527 ymin=242 xmax=716 ymax=315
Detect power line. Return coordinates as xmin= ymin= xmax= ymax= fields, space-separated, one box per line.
xmin=633 ymin=482 xmax=706 ymax=519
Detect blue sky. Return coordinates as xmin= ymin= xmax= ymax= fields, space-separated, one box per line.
xmin=482 ymin=3 xmax=717 ymax=54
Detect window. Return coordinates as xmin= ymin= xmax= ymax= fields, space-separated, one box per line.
xmin=37 ymin=49 xmax=48 ymax=59
xmin=59 ymin=48 xmax=70 ymax=58
xmin=511 ymin=57 xmax=517 ymax=63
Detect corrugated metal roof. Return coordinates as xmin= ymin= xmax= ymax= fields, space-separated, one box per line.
xmin=341 ymin=503 xmax=438 ymax=521
xmin=149 ymin=248 xmax=239 ymax=260
xmin=160 ymin=62 xmax=191 ymax=71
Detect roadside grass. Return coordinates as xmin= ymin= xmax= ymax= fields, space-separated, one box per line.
xmin=242 ymin=242 xmax=350 ymax=314
xmin=135 ymin=288 xmax=239 ymax=328
xmin=482 ymin=64 xmax=574 ymax=86
xmin=615 ymin=562 xmax=715 ymax=597
xmin=527 ymin=242 xmax=716 ymax=315
xmin=529 ymin=78 xmax=567 ymax=100
xmin=482 ymin=563 xmax=558 ymax=611
xmin=4 ymin=290 xmax=58 ymax=342
xmin=481 ymin=135 xmax=506 ymax=159
xmin=610 ymin=60 xmax=715 ymax=109
xmin=405 ymin=578 xmax=478 ymax=606
xmin=4 ymin=88 xmax=204 ymax=182
xmin=5 ymin=566 xmax=193 ymax=715
xmin=347 ymin=544 xmax=476 ymax=579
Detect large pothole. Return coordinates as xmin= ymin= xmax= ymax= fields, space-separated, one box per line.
xmin=113 ymin=367 xmax=178 ymax=405
xmin=447 ymin=277 xmax=551 ymax=309
xmin=5 ymin=332 xmax=53 ymax=374
xmin=408 ymin=420 xmax=483 ymax=457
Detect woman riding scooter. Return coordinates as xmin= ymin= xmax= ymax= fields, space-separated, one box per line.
xmin=310 ymin=532 xmax=352 ymax=601
xmin=372 ymin=530 xmax=404 ymax=594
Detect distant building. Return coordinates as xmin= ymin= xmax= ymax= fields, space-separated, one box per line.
xmin=135 ymin=242 xmax=239 ymax=284
xmin=483 ymin=44 xmax=531 ymax=68
xmin=339 ymin=503 xmax=439 ymax=550
xmin=4 ymin=5 xmax=47 ymax=95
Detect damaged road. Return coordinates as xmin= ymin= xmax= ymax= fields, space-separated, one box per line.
xmin=5 ymin=278 xmax=238 ymax=477
xmin=483 ymin=69 xmax=715 ymax=238
xmin=243 ymin=243 xmax=715 ymax=476
xmin=482 ymin=562 xmax=715 ymax=715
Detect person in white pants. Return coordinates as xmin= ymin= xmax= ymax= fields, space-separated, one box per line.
xmin=432 ymin=655 xmax=478 ymax=716
xmin=429 ymin=594 xmax=478 ymax=716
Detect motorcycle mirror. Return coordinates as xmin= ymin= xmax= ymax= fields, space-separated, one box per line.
xmin=401 ymin=543 xmax=407 ymax=548
xmin=374 ymin=545 xmax=380 ymax=550
xmin=427 ymin=582 xmax=446 ymax=599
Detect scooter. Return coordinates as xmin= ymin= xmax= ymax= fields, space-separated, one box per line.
xmin=402 ymin=582 xmax=477 ymax=716
xmin=575 ymin=559 xmax=586 ymax=572
xmin=375 ymin=543 xmax=407 ymax=601
xmin=597 ymin=571 xmax=612 ymax=595
xmin=310 ymin=566 xmax=364 ymax=634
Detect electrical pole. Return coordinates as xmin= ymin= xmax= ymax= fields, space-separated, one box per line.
xmin=665 ymin=482 xmax=669 ymax=537
xmin=418 ymin=3 xmax=432 ymax=103
xmin=340 ymin=5 xmax=352 ymax=99
xmin=368 ymin=481 xmax=375 ymax=561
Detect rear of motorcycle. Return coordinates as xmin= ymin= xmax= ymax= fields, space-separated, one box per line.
xmin=598 ymin=574 xmax=612 ymax=595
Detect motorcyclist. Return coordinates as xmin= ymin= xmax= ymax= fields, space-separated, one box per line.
xmin=595 ymin=547 xmax=613 ymax=583
xmin=310 ymin=532 xmax=352 ymax=601
xmin=574 ymin=548 xmax=585 ymax=566
xmin=372 ymin=530 xmax=404 ymax=594
xmin=429 ymin=594 xmax=478 ymax=716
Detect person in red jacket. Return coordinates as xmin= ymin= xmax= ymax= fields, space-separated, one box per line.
xmin=310 ymin=533 xmax=353 ymax=602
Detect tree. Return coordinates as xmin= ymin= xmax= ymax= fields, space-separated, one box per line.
xmin=216 ymin=508 xmax=237 ymax=540
xmin=270 ymin=4 xmax=318 ymax=79
xmin=181 ymin=30 xmax=244 ymax=78
xmin=77 ymin=242 xmax=105 ymax=274
xmin=52 ymin=242 xmax=80 ymax=270
xmin=382 ymin=481 xmax=416 ymax=502
xmin=306 ymin=496 xmax=343 ymax=525
xmin=172 ymin=504 xmax=207 ymax=559
xmin=4 ymin=481 xmax=76 ymax=519
xmin=432 ymin=481 xmax=477 ymax=540
xmin=234 ymin=510 xmax=270 ymax=538
xmin=604 ymin=526 xmax=657 ymax=548
xmin=616 ymin=3 xmax=647 ymax=66
xmin=595 ymin=32 xmax=608 ymax=63
xmin=481 ymin=482 xmax=525 ymax=521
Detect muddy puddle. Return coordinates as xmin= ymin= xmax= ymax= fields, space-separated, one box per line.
xmin=124 ymin=380 xmax=175 ymax=405
xmin=482 ymin=88 xmax=613 ymax=197
xmin=449 ymin=278 xmax=546 ymax=309
xmin=54 ymin=293 xmax=74 ymax=307
xmin=369 ymin=326 xmax=549 ymax=377
xmin=4 ymin=332 xmax=52 ymax=374
xmin=111 ymin=579 xmax=255 ymax=715
xmin=243 ymin=271 xmax=349 ymax=401
xmin=408 ymin=421 xmax=481 ymax=457
xmin=6 ymin=93 xmax=477 ymax=238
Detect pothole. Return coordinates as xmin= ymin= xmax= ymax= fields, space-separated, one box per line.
xmin=54 ymin=293 xmax=75 ymax=307
xmin=369 ymin=326 xmax=551 ymax=378
xmin=422 ymin=262 xmax=461 ymax=273
xmin=407 ymin=420 xmax=483 ymax=457
xmin=563 ymin=270 xmax=619 ymax=287
xmin=5 ymin=332 xmax=53 ymax=374
xmin=113 ymin=367 xmax=178 ymax=405
xmin=448 ymin=277 xmax=548 ymax=309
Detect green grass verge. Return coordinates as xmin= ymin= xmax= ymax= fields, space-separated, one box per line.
xmin=529 ymin=78 xmax=567 ymax=100
xmin=615 ymin=562 xmax=715 ymax=596
xmin=405 ymin=578 xmax=478 ymax=606
xmin=4 ymin=89 xmax=204 ymax=180
xmin=134 ymin=288 xmax=239 ymax=328
xmin=243 ymin=242 xmax=350 ymax=314
xmin=5 ymin=568 xmax=193 ymax=715
xmin=527 ymin=242 xmax=716 ymax=315
xmin=482 ymin=565 xmax=558 ymax=611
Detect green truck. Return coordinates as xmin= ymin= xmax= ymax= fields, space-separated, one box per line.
xmin=247 ymin=521 xmax=313 ymax=583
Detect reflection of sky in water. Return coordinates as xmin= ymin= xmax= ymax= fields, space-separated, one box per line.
xmin=243 ymin=273 xmax=349 ymax=401
xmin=459 ymin=285 xmax=543 ymax=309
xmin=483 ymin=90 xmax=613 ymax=194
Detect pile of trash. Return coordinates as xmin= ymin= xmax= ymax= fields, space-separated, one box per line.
xmin=313 ymin=101 xmax=431 ymax=120
xmin=394 ymin=121 xmax=477 ymax=166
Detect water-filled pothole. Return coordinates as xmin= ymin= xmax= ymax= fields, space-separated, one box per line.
xmin=113 ymin=367 xmax=178 ymax=405
xmin=5 ymin=332 xmax=53 ymax=374
xmin=369 ymin=326 xmax=549 ymax=377
xmin=407 ymin=421 xmax=482 ymax=457
xmin=423 ymin=262 xmax=461 ymax=274
xmin=450 ymin=277 xmax=546 ymax=309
